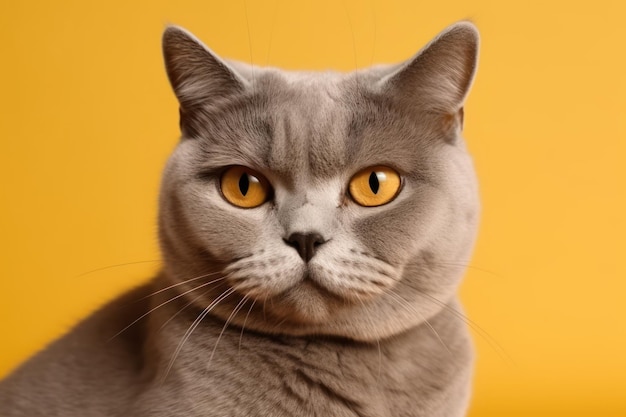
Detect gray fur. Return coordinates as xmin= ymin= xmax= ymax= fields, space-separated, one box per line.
xmin=0 ymin=22 xmax=480 ymax=416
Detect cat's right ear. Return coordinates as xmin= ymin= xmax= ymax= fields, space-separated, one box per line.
xmin=162 ymin=26 xmax=247 ymax=135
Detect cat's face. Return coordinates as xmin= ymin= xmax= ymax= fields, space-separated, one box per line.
xmin=158 ymin=23 xmax=479 ymax=342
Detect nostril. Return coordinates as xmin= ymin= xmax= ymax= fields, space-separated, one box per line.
xmin=285 ymin=232 xmax=326 ymax=262
xmin=283 ymin=238 xmax=298 ymax=250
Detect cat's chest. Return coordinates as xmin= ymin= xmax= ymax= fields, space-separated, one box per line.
xmin=139 ymin=319 xmax=466 ymax=417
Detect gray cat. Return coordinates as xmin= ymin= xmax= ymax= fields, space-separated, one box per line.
xmin=0 ymin=21 xmax=480 ymax=417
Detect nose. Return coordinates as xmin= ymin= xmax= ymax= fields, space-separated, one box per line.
xmin=284 ymin=233 xmax=326 ymax=262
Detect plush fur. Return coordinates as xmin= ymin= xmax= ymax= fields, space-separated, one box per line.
xmin=0 ymin=22 xmax=480 ymax=416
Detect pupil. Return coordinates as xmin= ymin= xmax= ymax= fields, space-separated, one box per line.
xmin=369 ymin=172 xmax=380 ymax=194
xmin=239 ymin=174 xmax=250 ymax=196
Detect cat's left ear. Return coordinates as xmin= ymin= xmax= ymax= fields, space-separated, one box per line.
xmin=380 ymin=21 xmax=479 ymax=132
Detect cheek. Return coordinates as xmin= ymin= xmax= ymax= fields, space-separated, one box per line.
xmin=178 ymin=183 xmax=271 ymax=259
xmin=352 ymin=188 xmax=444 ymax=264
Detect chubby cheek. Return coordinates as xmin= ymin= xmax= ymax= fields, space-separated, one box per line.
xmin=179 ymin=184 xmax=271 ymax=261
xmin=352 ymin=192 xmax=442 ymax=265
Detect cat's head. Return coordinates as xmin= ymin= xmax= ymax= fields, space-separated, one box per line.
xmin=159 ymin=22 xmax=480 ymax=342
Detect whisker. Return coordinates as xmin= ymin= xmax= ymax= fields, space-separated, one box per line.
xmin=208 ymin=295 xmax=249 ymax=367
xmin=407 ymin=286 xmax=514 ymax=364
xmin=425 ymin=261 xmax=501 ymax=278
xmin=162 ymin=287 xmax=237 ymax=383
xmin=157 ymin=289 xmax=211 ymax=332
xmin=369 ymin=0 xmax=377 ymax=66
xmin=239 ymin=299 xmax=257 ymax=355
xmin=262 ymin=294 xmax=269 ymax=322
xmin=108 ymin=277 xmax=226 ymax=341
xmin=341 ymin=0 xmax=359 ymax=90
xmin=358 ymin=299 xmax=383 ymax=382
xmin=265 ymin=0 xmax=281 ymax=66
xmin=386 ymin=289 xmax=451 ymax=355
xmin=74 ymin=260 xmax=161 ymax=279
xmin=139 ymin=271 xmax=224 ymax=301
xmin=242 ymin=0 xmax=255 ymax=90
xmin=269 ymin=316 xmax=288 ymax=331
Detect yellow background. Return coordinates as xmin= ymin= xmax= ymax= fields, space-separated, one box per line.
xmin=1 ymin=0 xmax=625 ymax=415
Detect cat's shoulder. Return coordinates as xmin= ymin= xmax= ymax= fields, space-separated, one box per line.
xmin=0 ymin=282 xmax=154 ymax=415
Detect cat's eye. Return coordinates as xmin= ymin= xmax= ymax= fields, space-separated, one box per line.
xmin=349 ymin=166 xmax=401 ymax=207
xmin=220 ymin=166 xmax=271 ymax=208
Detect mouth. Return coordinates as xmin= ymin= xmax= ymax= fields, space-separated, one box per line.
xmin=301 ymin=269 xmax=351 ymax=301
xmin=225 ymin=254 xmax=392 ymax=324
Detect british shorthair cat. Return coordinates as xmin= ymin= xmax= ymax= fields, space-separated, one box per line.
xmin=0 ymin=21 xmax=480 ymax=417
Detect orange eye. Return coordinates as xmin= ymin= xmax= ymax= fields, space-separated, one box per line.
xmin=220 ymin=166 xmax=271 ymax=208
xmin=349 ymin=166 xmax=401 ymax=207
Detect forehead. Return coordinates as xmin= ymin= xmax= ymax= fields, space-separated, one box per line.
xmin=263 ymin=73 xmax=351 ymax=179
xmin=196 ymin=69 xmax=435 ymax=181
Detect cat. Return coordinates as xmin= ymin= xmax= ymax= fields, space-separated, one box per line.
xmin=0 ymin=21 xmax=480 ymax=417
